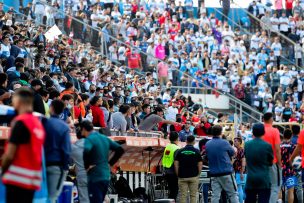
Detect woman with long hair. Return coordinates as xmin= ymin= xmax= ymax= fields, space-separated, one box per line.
xmin=101 ymin=99 xmax=113 ymax=129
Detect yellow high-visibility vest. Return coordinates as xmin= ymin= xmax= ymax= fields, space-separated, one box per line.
xmin=162 ymin=143 xmax=180 ymax=168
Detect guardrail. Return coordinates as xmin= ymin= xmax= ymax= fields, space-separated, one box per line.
xmin=93 ymin=128 xmax=163 ymax=137
xmin=171 ymin=85 xmax=263 ymax=123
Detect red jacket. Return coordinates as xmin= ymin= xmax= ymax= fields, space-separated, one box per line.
xmin=74 ymin=106 xmax=81 ymax=119
xmin=2 ymin=113 xmax=45 ymax=190
xmin=194 ymin=122 xmax=211 ymax=136
xmin=90 ymin=105 xmax=106 ymax=127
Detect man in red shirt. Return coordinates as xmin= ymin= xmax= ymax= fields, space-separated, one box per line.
xmin=168 ymin=24 xmax=179 ymax=40
xmin=262 ymin=112 xmax=282 ymax=203
xmin=126 ymin=51 xmax=142 ymax=71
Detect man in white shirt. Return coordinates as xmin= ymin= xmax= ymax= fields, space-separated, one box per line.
xmin=279 ymin=12 xmax=289 ymax=35
xmin=230 ymin=70 xmax=240 ymax=90
xmin=199 ymin=11 xmax=210 ymax=27
xmin=280 ymin=70 xmax=291 ymax=91
xmin=123 ymin=0 xmax=132 ymax=15
xmin=91 ymin=8 xmax=103 ymax=27
xmin=216 ymin=71 xmax=228 ymax=92
xmin=270 ymin=12 xmax=279 ymax=32
xmin=222 ymin=25 xmax=235 ymax=45
xmin=0 ymin=36 xmax=11 ymax=59
xmin=242 ymin=71 xmax=252 ymax=85
xmin=271 ymin=37 xmax=282 ymax=68
xmin=257 ymin=0 xmax=265 ymax=17
xmin=250 ymin=32 xmax=260 ymax=50
xmin=166 ymin=101 xmax=179 ymax=122
xmin=203 ymin=29 xmax=214 ymax=53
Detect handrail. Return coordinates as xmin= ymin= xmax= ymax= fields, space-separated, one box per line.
xmin=171 ymin=85 xmax=264 ymax=123
xmin=212 ymin=7 xmax=251 ymax=35
xmin=93 ymin=127 xmax=163 ymax=137
xmin=231 ymin=1 xmax=299 ymax=52
xmin=27 ymin=1 xmax=264 ymax=122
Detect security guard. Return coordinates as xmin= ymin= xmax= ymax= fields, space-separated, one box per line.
xmin=162 ymin=131 xmax=180 ymax=200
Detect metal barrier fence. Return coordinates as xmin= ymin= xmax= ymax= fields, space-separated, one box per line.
xmin=93 ymin=128 xmax=163 ymax=137
xmin=171 ymin=85 xmax=263 ymax=124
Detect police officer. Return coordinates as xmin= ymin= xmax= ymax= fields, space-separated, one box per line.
xmin=162 ymin=131 xmax=180 ymax=200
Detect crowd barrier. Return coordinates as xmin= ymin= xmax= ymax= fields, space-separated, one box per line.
xmin=94 ymin=128 xmax=163 ymax=138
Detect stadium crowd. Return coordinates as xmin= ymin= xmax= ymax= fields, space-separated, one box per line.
xmin=27 ymin=0 xmax=304 ymax=123
xmin=0 ymin=0 xmax=304 ymax=202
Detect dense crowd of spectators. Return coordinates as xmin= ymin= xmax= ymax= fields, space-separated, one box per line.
xmin=27 ymin=0 xmax=304 ymax=122
xmin=0 ymin=0 xmax=230 ymax=140
xmin=1 ymin=0 xmax=304 ymax=202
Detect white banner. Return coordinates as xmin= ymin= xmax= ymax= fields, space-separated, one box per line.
xmin=44 ymin=25 xmax=62 ymax=42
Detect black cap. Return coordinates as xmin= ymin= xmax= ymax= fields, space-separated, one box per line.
xmin=252 ymin=123 xmax=265 ymax=137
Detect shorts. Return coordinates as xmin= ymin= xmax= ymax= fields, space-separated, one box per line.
xmin=283 ymin=176 xmax=297 ymax=189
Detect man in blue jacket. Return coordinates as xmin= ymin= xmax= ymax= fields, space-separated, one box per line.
xmin=205 ymin=125 xmax=239 ymax=203
xmin=44 ymin=99 xmax=71 ymax=203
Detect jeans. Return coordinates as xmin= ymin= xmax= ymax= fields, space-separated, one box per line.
xmin=6 ymin=184 xmax=35 ymax=203
xmin=296 ymin=172 xmax=303 ymax=202
xmin=269 ymin=164 xmax=282 ymax=203
xmin=165 ymin=173 xmax=178 ymax=200
xmin=201 ymin=183 xmax=209 ymax=203
xmin=178 ymin=176 xmax=199 ymax=203
xmin=88 ymin=180 xmax=110 ymax=203
xmin=46 ymin=166 xmax=68 ymax=203
xmin=235 ymin=173 xmax=247 ymax=203
xmin=245 ymin=188 xmax=271 ymax=203
xmin=77 ymin=177 xmax=89 ymax=203
xmin=211 ymin=174 xmax=239 ymax=203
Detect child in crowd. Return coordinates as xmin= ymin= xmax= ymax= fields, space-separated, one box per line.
xmin=280 ymin=129 xmax=297 ymax=203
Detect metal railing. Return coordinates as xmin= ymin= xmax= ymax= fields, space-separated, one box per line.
xmin=18 ymin=1 xmax=265 ymax=123
xmin=171 ymin=85 xmax=263 ymax=124
xmin=104 ymin=128 xmax=163 ymax=137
